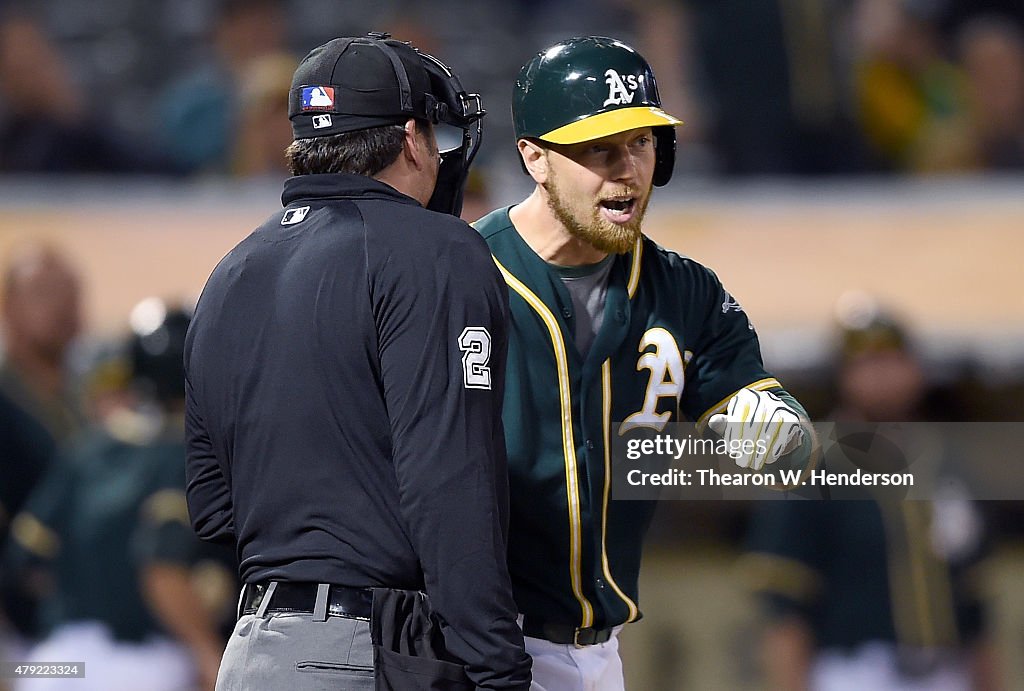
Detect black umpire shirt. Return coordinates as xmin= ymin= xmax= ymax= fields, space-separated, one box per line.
xmin=184 ymin=173 xmax=531 ymax=689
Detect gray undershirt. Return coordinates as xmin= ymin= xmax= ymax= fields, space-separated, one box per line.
xmin=550 ymin=255 xmax=615 ymax=358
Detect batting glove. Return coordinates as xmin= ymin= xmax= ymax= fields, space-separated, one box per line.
xmin=708 ymin=388 xmax=804 ymax=470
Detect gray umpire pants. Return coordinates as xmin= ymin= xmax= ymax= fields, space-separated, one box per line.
xmin=216 ymin=611 xmax=374 ymax=691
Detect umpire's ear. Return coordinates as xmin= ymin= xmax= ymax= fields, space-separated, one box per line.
xmin=403 ymin=118 xmax=437 ymax=172
xmin=518 ymin=138 xmax=548 ymax=184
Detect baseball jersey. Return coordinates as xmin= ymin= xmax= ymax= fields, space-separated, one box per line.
xmin=0 ymin=388 xmax=55 ymax=636
xmin=0 ymin=388 xmax=55 ymax=540
xmin=476 ymin=206 xmax=805 ymax=629
xmin=6 ymin=422 xmax=235 ymax=642
xmin=745 ymin=499 xmax=986 ymax=651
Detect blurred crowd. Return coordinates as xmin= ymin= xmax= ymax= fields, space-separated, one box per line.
xmin=635 ymin=0 xmax=1024 ymax=175
xmin=0 ymin=0 xmax=1022 ymax=181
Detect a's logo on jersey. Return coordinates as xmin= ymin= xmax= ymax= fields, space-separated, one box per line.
xmin=619 ymin=328 xmax=691 ymax=434
xmin=721 ymin=292 xmax=744 ymax=314
xmin=301 ymin=86 xmax=335 ymax=111
xmin=458 ymin=327 xmax=492 ymax=389
xmin=603 ymin=69 xmax=639 ymax=107
xmin=281 ymin=206 xmax=310 ymax=225
xmin=312 ymin=114 xmax=333 ymax=129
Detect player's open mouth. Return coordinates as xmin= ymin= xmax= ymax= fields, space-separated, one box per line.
xmin=599 ymin=197 xmax=637 ymax=224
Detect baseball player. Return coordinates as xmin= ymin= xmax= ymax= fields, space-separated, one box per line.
xmin=744 ymin=309 xmax=995 ymax=690
xmin=474 ymin=36 xmax=814 ymax=690
xmin=4 ymin=301 xmax=235 ymax=691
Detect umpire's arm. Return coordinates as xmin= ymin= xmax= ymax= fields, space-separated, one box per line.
xmin=373 ymin=222 xmax=531 ymax=690
xmin=184 ymin=371 xmax=234 ymax=543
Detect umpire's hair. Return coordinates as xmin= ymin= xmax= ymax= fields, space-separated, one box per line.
xmin=285 ymin=121 xmax=425 ymax=177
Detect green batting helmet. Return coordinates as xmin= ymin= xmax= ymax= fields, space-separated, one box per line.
xmin=513 ymin=36 xmax=683 ymax=186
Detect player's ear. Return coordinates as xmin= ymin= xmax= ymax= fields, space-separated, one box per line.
xmin=518 ymin=138 xmax=548 ymax=184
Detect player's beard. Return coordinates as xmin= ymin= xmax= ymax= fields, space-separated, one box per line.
xmin=544 ymin=168 xmax=651 ymax=255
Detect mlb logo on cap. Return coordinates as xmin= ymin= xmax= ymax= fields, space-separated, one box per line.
xmin=312 ymin=114 xmax=333 ymax=129
xmin=301 ymin=86 xmax=335 ymax=111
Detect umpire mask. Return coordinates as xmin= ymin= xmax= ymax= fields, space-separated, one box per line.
xmin=289 ymin=33 xmax=485 ymax=217
xmin=420 ymin=51 xmax=485 ymax=216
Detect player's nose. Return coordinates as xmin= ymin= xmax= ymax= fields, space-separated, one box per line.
xmin=607 ymin=145 xmax=640 ymax=183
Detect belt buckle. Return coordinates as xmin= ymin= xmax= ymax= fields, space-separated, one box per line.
xmin=573 ymin=627 xmax=588 ymax=648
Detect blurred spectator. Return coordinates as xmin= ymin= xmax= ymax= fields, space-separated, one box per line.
xmin=228 ymin=51 xmax=297 ymax=178
xmin=0 ymin=242 xmax=84 ymax=678
xmin=0 ymin=12 xmax=182 ymax=174
xmin=852 ymin=0 xmax=976 ymax=172
xmin=634 ymin=0 xmax=864 ymax=175
xmin=0 ymin=242 xmax=84 ymax=444
xmin=957 ymin=16 xmax=1024 ymax=170
xmin=831 ymin=300 xmax=924 ymax=423
xmin=743 ymin=297 xmax=998 ymax=691
xmin=0 ymin=242 xmax=79 ymax=538
xmin=508 ymin=0 xmax=636 ymax=47
xmin=158 ymin=0 xmax=290 ymax=174
xmin=3 ymin=299 xmax=236 ymax=691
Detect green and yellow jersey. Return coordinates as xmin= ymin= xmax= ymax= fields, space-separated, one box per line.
xmin=744 ymin=499 xmax=987 ymax=651
xmin=476 ymin=206 xmax=807 ymax=629
xmin=6 ymin=420 xmax=237 ymax=641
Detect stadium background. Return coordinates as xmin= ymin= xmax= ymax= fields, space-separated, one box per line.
xmin=2 ymin=0 xmax=1023 ymax=687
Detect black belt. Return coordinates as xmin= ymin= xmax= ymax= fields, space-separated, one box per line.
xmin=522 ymin=617 xmax=614 ymax=647
xmin=241 ymin=581 xmax=372 ymax=621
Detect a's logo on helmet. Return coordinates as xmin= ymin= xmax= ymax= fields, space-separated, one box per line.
xmin=604 ymin=69 xmax=640 ymax=107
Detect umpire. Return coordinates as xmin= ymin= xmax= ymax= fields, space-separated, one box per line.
xmin=184 ymin=34 xmax=531 ymax=690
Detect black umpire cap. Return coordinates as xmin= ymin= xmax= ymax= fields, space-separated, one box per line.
xmin=289 ymin=35 xmax=436 ymax=139
xmin=287 ymin=33 xmax=486 ymax=217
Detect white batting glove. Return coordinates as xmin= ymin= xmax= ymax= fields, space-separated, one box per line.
xmin=708 ymin=388 xmax=803 ymax=470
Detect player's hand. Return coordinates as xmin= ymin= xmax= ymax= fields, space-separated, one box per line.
xmin=708 ymin=388 xmax=803 ymax=470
